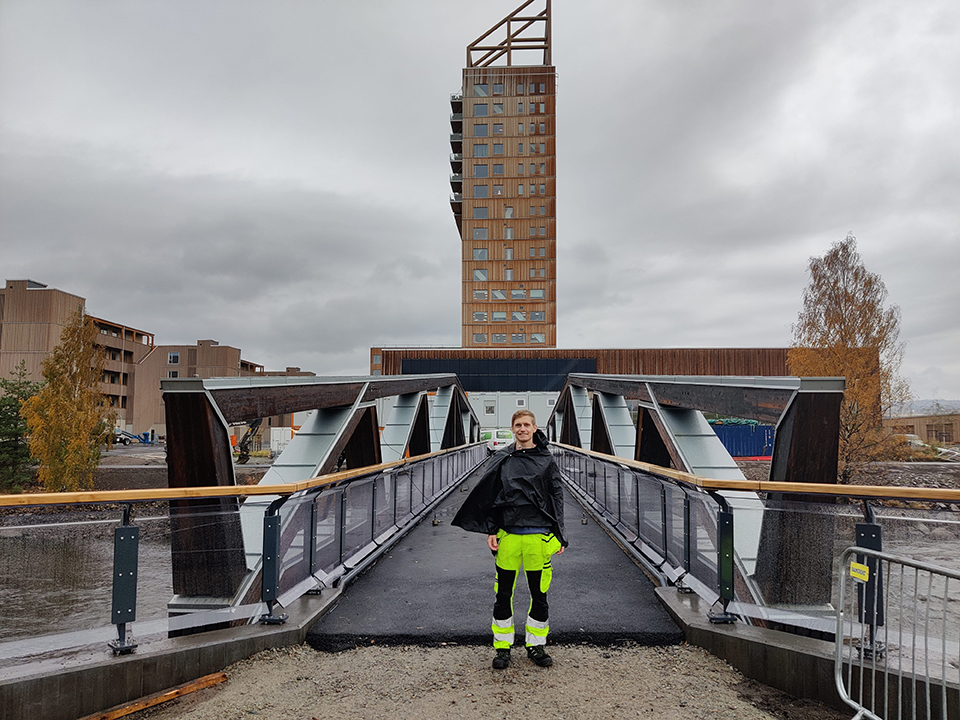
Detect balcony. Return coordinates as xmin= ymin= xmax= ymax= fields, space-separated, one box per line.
xmin=450 ymin=192 xmax=462 ymax=202
xmin=450 ymin=173 xmax=463 ymax=191
xmin=450 ymin=152 xmax=463 ymax=162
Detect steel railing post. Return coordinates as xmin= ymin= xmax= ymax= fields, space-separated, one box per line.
xmin=659 ymin=484 xmax=668 ymax=557
xmin=259 ymin=497 xmax=289 ymax=624
xmin=707 ymin=491 xmax=737 ymax=623
xmin=108 ymin=503 xmax=139 ymax=655
xmin=856 ymin=502 xmax=884 ymax=660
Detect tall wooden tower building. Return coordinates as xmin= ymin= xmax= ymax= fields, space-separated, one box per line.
xmin=451 ymin=0 xmax=557 ymax=348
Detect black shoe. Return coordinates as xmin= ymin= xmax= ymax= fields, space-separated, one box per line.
xmin=492 ymin=648 xmax=511 ymax=669
xmin=526 ymin=645 xmax=553 ymax=667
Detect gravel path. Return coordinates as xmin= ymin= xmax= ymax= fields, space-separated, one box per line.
xmin=139 ymin=643 xmax=846 ymax=720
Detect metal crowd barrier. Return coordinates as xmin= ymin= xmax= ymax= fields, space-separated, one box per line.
xmin=835 ymin=546 xmax=960 ymax=720
xmin=0 ymin=442 xmax=486 ymax=660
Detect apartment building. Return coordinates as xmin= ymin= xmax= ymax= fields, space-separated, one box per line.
xmin=452 ymin=0 xmax=557 ymax=348
xmin=0 ymin=279 xmax=294 ymax=439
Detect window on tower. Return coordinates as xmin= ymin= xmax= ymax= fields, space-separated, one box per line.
xmin=475 ymin=104 xmax=489 ymax=116
xmin=474 ymin=84 xmax=489 ymax=97
xmin=474 ymin=124 xmax=489 ymax=137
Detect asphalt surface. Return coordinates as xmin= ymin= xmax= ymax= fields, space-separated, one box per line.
xmin=307 ymin=477 xmax=684 ymax=651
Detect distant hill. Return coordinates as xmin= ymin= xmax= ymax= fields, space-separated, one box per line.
xmin=892 ymin=399 xmax=960 ymax=417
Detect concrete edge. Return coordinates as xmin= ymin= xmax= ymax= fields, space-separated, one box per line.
xmin=654 ymin=586 xmax=848 ymax=712
xmin=0 ymin=588 xmax=341 ymax=720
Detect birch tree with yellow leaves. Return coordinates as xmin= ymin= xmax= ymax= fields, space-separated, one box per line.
xmin=788 ymin=233 xmax=911 ymax=482
xmin=21 ymin=309 xmax=115 ymax=491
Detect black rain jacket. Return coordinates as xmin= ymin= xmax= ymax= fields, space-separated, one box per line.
xmin=452 ymin=429 xmax=567 ymax=547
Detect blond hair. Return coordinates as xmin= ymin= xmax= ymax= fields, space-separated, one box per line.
xmin=511 ymin=409 xmax=536 ymax=425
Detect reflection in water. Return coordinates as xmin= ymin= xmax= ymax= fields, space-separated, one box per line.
xmin=0 ymin=516 xmax=173 ymax=642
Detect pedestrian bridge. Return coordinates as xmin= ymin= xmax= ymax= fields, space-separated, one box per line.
xmin=1 ymin=374 xmax=958 ymax=720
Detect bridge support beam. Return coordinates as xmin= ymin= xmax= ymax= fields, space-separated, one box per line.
xmin=161 ymin=374 xmax=479 ymax=609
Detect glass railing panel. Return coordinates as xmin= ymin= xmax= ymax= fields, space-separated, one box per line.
xmin=0 ymin=505 xmax=173 ymax=643
xmin=870 ymin=506 xmax=960 ymax=575
xmin=374 ymin=472 xmax=395 ymax=537
xmin=312 ymin=489 xmax=342 ymax=575
xmin=395 ymin=468 xmax=412 ymax=520
xmin=342 ymin=479 xmax=374 ymax=561
xmin=664 ymin=483 xmax=687 ymax=569
xmin=276 ymin=493 xmax=314 ymax=596
xmin=585 ymin=458 xmax=599 ymax=498
xmin=603 ymin=463 xmax=620 ymax=523
xmin=636 ymin=471 xmax=665 ymax=556
xmin=618 ymin=467 xmax=638 ymax=536
xmin=410 ymin=464 xmax=426 ymax=513
xmin=688 ymin=490 xmax=720 ymax=592
xmin=736 ymin=498 xmax=859 ymax=630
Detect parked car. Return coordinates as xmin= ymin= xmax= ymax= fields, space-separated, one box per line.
xmin=484 ymin=429 xmax=514 ymax=454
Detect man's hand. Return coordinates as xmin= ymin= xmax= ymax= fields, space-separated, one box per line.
xmin=556 ymin=545 xmax=565 ymax=555
xmin=487 ymin=534 xmax=499 ymax=552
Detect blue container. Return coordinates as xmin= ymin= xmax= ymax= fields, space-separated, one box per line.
xmin=711 ymin=424 xmax=775 ymax=458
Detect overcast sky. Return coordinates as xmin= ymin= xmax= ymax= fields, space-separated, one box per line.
xmin=1 ymin=1 xmax=958 ymax=401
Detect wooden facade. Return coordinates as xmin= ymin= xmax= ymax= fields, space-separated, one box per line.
xmin=373 ymin=347 xmax=791 ymax=380
xmin=453 ymin=1 xmax=557 ymax=349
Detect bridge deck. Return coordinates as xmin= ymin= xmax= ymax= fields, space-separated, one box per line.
xmin=307 ymin=477 xmax=683 ymax=650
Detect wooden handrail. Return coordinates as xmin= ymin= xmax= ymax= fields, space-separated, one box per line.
xmin=0 ymin=443 xmax=484 ymax=508
xmin=553 ymin=442 xmax=960 ymax=503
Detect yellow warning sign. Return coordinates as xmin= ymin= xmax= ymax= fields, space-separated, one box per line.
xmin=850 ymin=561 xmax=870 ymax=583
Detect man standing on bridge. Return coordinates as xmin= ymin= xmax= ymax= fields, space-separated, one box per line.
xmin=453 ymin=409 xmax=567 ymax=669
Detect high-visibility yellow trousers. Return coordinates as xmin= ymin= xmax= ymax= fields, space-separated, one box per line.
xmin=491 ymin=530 xmax=563 ymax=649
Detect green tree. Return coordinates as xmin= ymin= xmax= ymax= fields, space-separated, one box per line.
xmin=21 ymin=310 xmax=115 ymax=492
xmin=788 ymin=233 xmax=911 ymax=482
xmin=0 ymin=360 xmax=41 ymax=493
